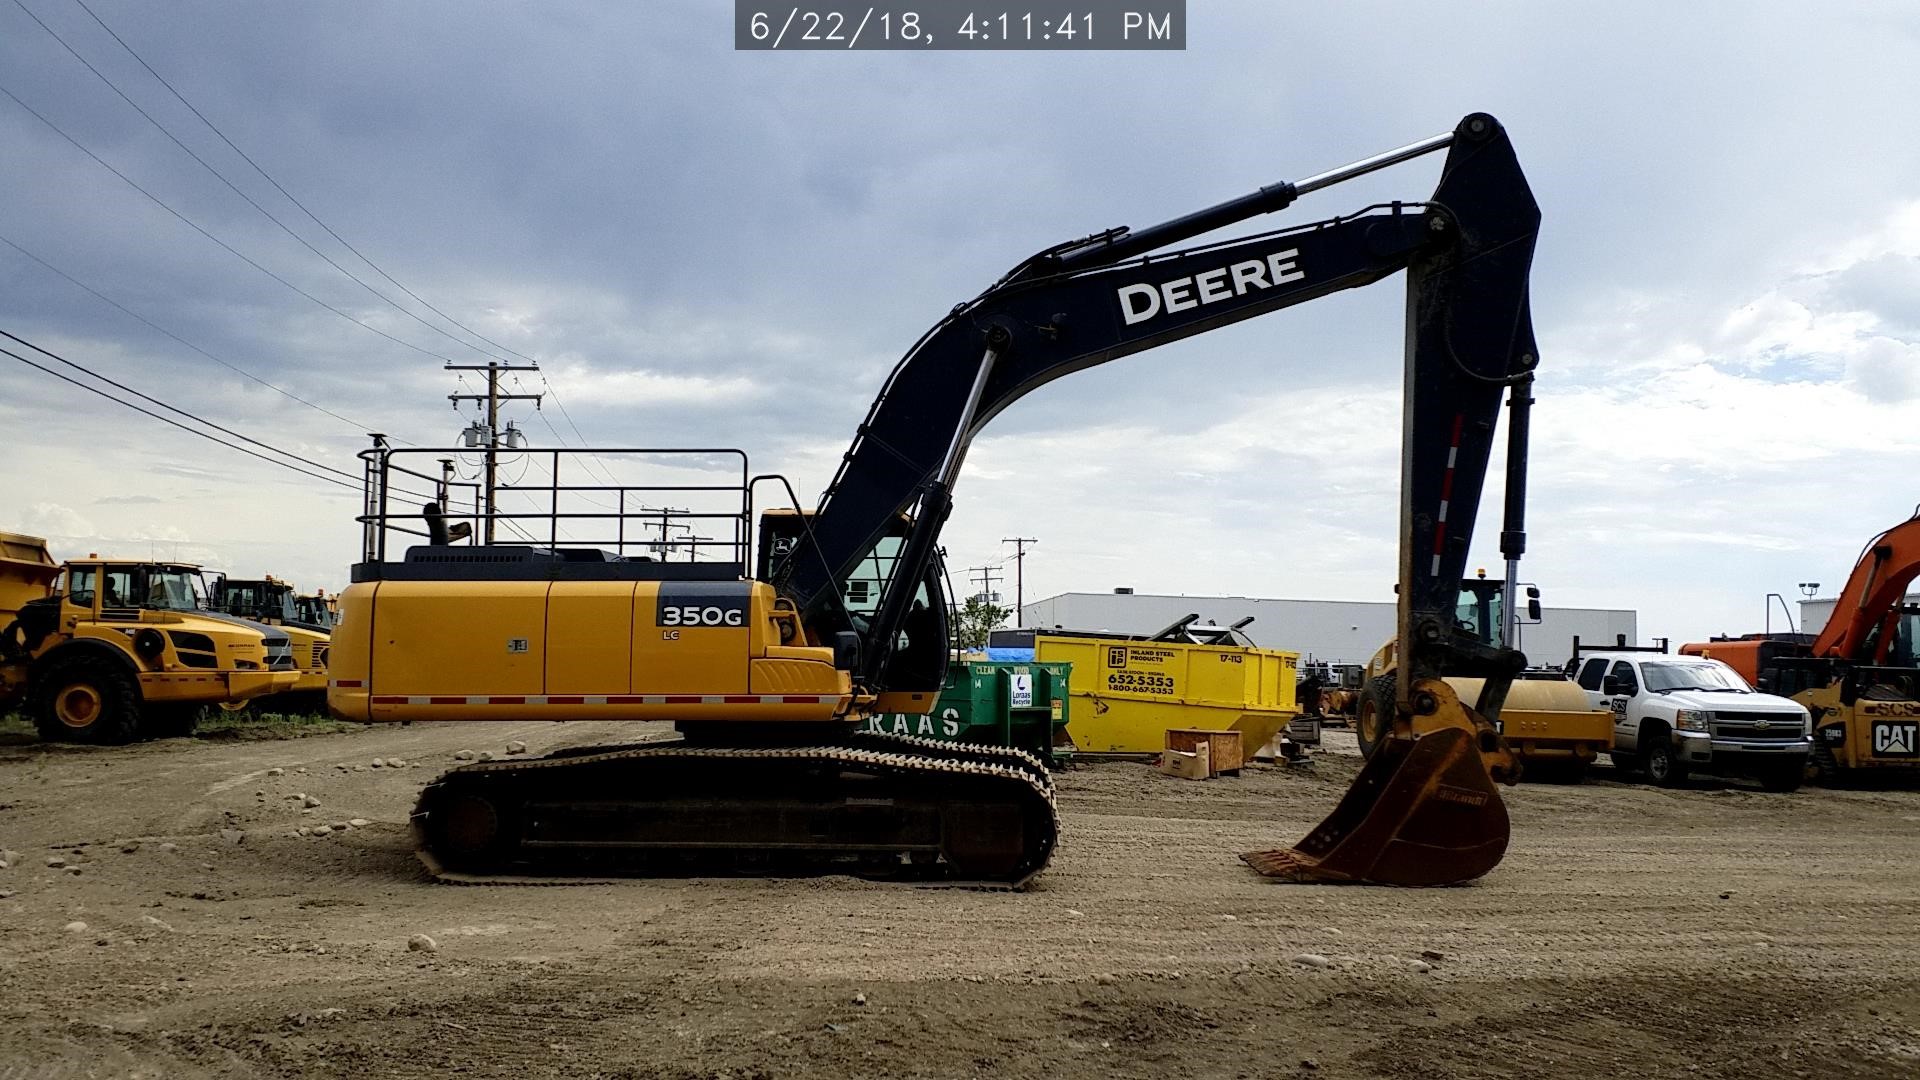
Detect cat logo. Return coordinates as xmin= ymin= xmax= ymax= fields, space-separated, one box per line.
xmin=1872 ymin=721 xmax=1919 ymax=757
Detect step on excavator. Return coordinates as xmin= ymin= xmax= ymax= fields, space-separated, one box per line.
xmin=1685 ymin=510 xmax=1920 ymax=783
xmin=330 ymin=112 xmax=1540 ymax=888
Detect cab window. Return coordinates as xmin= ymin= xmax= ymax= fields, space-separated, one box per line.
xmin=66 ymin=566 xmax=96 ymax=607
xmin=101 ymin=568 xmax=139 ymax=609
xmin=1608 ymin=661 xmax=1639 ymax=696
xmin=1576 ymin=658 xmax=1608 ymax=691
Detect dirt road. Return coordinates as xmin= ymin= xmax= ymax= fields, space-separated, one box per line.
xmin=2 ymin=723 xmax=1918 ymax=1079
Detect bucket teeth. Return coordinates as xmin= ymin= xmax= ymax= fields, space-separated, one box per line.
xmin=1239 ymin=848 xmax=1317 ymax=881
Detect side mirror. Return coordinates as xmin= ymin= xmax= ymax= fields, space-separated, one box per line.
xmin=832 ymin=631 xmax=862 ymax=672
xmin=1601 ymin=674 xmax=1624 ymax=696
xmin=1526 ymin=586 xmax=1542 ymax=622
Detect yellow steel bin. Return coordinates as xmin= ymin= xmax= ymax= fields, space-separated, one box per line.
xmin=1033 ymin=633 xmax=1299 ymax=754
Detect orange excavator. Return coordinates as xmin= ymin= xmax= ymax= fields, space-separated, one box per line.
xmin=1685 ymin=510 xmax=1920 ymax=782
xmin=332 ymin=113 xmax=1541 ymax=887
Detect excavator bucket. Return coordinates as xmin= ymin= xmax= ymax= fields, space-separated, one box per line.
xmin=1241 ymin=727 xmax=1509 ymax=886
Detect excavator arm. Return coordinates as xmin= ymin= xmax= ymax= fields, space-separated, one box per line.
xmin=1812 ymin=511 xmax=1920 ymax=663
xmin=782 ymin=114 xmax=1538 ymax=715
xmin=772 ymin=113 xmax=1541 ymax=887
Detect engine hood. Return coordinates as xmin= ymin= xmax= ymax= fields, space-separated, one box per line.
xmin=1657 ymin=689 xmax=1804 ymax=714
xmin=190 ymin=608 xmax=290 ymax=647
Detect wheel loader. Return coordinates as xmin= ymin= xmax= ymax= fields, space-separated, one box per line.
xmin=0 ymin=533 xmax=300 ymax=742
xmin=332 ymin=113 xmax=1543 ymax=888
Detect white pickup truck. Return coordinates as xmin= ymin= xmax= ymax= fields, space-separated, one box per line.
xmin=1570 ymin=648 xmax=1811 ymax=791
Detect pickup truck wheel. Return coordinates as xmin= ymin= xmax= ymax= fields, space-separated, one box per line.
xmin=1756 ymin=760 xmax=1804 ymax=793
xmin=1643 ymin=737 xmax=1689 ymax=787
xmin=29 ymin=655 xmax=141 ymax=745
xmin=1354 ymin=675 xmax=1396 ymax=759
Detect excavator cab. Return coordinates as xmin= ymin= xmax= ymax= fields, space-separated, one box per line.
xmin=757 ymin=508 xmax=951 ymax=705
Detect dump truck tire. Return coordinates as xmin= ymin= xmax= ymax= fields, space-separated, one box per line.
xmin=30 ymin=655 xmax=141 ymax=745
xmin=143 ymin=703 xmax=200 ymax=740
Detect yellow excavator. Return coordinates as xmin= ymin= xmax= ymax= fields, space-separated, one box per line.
xmin=331 ymin=113 xmax=1540 ymax=887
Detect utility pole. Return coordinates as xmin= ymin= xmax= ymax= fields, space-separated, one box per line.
xmin=649 ymin=507 xmax=689 ymax=560
xmin=1002 ymin=537 xmax=1037 ymax=623
xmin=447 ymin=361 xmax=541 ymax=543
xmin=968 ymin=565 xmax=1004 ymax=605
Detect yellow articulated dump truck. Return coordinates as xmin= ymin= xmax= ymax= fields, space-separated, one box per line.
xmin=1009 ymin=616 xmax=1301 ymax=756
xmin=0 ymin=532 xmax=300 ymax=743
xmin=209 ymin=574 xmax=331 ymax=712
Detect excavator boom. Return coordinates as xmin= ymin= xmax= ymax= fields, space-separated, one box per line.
xmin=1812 ymin=512 xmax=1920 ymax=662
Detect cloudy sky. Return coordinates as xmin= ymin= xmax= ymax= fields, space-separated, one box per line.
xmin=3 ymin=0 xmax=1917 ymax=659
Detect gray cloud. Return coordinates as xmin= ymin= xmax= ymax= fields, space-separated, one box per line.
xmin=3 ymin=1 xmax=1919 ymax=647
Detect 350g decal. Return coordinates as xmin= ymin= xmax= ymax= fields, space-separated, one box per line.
xmin=660 ymin=605 xmax=745 ymax=627
xmin=654 ymin=585 xmax=751 ymax=632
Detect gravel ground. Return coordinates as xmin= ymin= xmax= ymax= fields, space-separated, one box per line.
xmin=2 ymin=723 xmax=1918 ymax=1079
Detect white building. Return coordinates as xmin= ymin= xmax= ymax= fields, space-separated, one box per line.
xmin=1020 ymin=590 xmax=1637 ymax=667
xmin=1800 ymin=592 xmax=1920 ymax=640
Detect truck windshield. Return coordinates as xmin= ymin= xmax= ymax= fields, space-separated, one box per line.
xmin=141 ymin=567 xmax=207 ymax=612
xmin=1642 ymin=661 xmax=1750 ymax=693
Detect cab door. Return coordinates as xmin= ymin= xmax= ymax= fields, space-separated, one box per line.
xmin=1604 ymin=661 xmax=1642 ymax=749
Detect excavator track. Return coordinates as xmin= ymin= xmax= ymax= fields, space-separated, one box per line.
xmin=410 ymin=732 xmax=1058 ymax=889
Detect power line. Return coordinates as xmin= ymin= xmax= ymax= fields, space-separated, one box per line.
xmin=2 ymin=327 xmax=361 ymax=482
xmin=11 ymin=0 xmax=521 ymax=365
xmin=515 ymin=370 xmax=621 ymax=487
xmin=4 ymin=344 xmax=355 ymax=492
xmin=0 ymin=327 xmax=437 ymax=500
xmin=68 ymin=0 xmax=543 ymax=368
xmin=542 ymin=376 xmax=619 ymax=480
xmin=0 ymin=231 xmax=389 ymax=436
xmin=0 ymin=79 xmax=467 ymax=366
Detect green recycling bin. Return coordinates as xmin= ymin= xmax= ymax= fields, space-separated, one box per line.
xmin=859 ymin=660 xmax=1072 ymax=763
